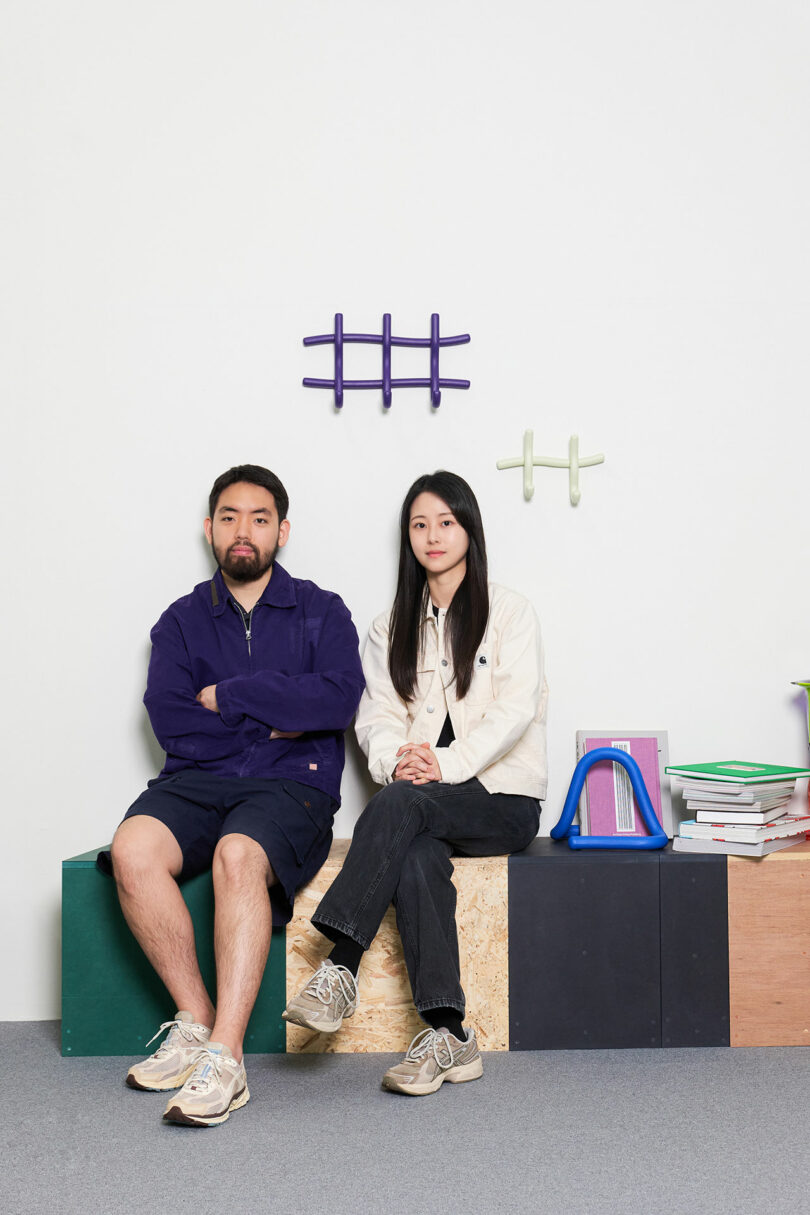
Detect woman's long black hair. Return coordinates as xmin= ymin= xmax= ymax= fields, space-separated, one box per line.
xmin=388 ymin=470 xmax=489 ymax=703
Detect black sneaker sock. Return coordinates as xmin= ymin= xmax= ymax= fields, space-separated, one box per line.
xmin=423 ymin=1007 xmax=465 ymax=1041
xmin=328 ymin=934 xmax=364 ymax=978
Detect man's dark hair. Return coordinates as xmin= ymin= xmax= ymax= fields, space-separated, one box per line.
xmin=208 ymin=465 xmax=289 ymax=521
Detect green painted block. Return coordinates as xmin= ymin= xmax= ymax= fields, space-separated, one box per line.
xmin=62 ymin=847 xmax=286 ymax=1057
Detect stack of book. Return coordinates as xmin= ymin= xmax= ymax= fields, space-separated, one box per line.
xmin=665 ymin=761 xmax=810 ymax=856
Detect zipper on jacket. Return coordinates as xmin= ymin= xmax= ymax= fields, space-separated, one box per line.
xmin=231 ymin=599 xmax=255 ymax=661
xmin=236 ymin=605 xmax=253 ymax=657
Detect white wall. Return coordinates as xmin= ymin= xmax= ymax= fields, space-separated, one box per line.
xmin=2 ymin=0 xmax=809 ymax=1020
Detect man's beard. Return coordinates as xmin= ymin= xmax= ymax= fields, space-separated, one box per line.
xmin=215 ymin=540 xmax=278 ymax=583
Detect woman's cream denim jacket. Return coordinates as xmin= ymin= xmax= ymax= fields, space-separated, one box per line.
xmin=355 ymin=583 xmax=548 ymax=799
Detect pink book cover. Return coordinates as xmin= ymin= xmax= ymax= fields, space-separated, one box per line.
xmin=582 ymin=737 xmax=664 ymax=836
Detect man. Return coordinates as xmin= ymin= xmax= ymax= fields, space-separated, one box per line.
xmin=106 ymin=464 xmax=364 ymax=1126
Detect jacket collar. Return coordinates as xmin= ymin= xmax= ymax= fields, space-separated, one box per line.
xmin=422 ymin=598 xmax=446 ymax=623
xmin=209 ymin=562 xmax=297 ymax=617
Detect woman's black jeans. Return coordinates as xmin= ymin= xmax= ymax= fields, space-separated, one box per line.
xmin=311 ymin=777 xmax=540 ymax=1016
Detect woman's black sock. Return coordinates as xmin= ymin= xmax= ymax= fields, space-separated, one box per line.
xmin=423 ymin=1007 xmax=465 ymax=1041
xmin=325 ymin=931 xmax=464 ymax=1035
xmin=327 ymin=934 xmax=365 ymax=978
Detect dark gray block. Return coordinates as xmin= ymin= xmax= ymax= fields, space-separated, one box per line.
xmin=508 ymin=839 xmax=662 ymax=1050
xmin=660 ymin=848 xmax=730 ymax=1047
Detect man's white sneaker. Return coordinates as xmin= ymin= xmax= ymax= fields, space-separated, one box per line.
xmin=282 ymin=959 xmax=358 ymax=1033
xmin=126 ymin=1011 xmax=211 ymax=1091
xmin=163 ymin=1044 xmax=250 ymax=1127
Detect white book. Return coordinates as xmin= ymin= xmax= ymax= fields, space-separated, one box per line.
xmin=687 ymin=796 xmax=791 ymax=811
xmin=672 ymin=835 xmax=806 ymax=857
xmin=676 ymin=780 xmax=795 ymax=803
xmin=694 ymin=804 xmax=787 ymax=826
xmin=679 ymin=815 xmax=810 ymax=845
xmin=684 ymin=792 xmax=791 ymax=811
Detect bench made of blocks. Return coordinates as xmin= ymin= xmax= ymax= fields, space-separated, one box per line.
xmin=61 ymin=838 xmax=810 ymax=1056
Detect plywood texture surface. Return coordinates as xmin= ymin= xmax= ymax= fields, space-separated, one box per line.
xmin=285 ymin=840 xmax=509 ymax=1053
xmin=727 ymin=840 xmax=810 ymax=1047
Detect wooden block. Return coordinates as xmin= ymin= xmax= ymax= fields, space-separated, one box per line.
xmin=455 ymin=855 xmax=510 ymax=1050
xmin=728 ymin=840 xmax=810 ymax=1047
xmin=285 ymin=840 xmax=509 ymax=1053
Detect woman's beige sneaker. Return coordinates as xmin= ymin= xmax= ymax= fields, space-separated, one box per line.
xmin=163 ymin=1044 xmax=250 ymax=1127
xmin=381 ymin=1027 xmax=483 ymax=1095
xmin=125 ymin=1012 xmax=211 ymax=1091
xmin=282 ymin=959 xmax=358 ymax=1033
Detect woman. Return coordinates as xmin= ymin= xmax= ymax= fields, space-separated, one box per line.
xmin=284 ymin=470 xmax=548 ymax=1094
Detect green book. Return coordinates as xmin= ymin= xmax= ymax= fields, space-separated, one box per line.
xmin=665 ymin=760 xmax=810 ymax=785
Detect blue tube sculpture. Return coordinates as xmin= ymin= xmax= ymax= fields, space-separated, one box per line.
xmin=551 ymin=747 xmax=668 ymax=850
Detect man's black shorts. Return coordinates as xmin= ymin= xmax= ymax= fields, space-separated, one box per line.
xmin=97 ymin=771 xmax=337 ymax=924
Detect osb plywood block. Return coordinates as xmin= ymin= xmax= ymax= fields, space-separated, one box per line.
xmin=285 ymin=840 xmax=509 ymax=1053
xmin=728 ymin=840 xmax=810 ymax=1047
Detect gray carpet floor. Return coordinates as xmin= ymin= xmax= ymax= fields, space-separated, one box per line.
xmin=3 ymin=1021 xmax=809 ymax=1215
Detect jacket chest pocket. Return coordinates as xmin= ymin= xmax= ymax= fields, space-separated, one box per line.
xmin=465 ymin=651 xmax=493 ymax=705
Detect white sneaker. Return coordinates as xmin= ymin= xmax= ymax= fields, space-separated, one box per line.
xmin=126 ymin=1011 xmax=211 ymax=1091
xmin=163 ymin=1044 xmax=250 ymax=1127
xmin=282 ymin=959 xmax=358 ymax=1033
xmin=381 ymin=1027 xmax=483 ymax=1095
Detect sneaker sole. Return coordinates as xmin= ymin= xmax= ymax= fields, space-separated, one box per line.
xmin=281 ymin=1007 xmax=353 ymax=1034
xmin=163 ymin=1084 xmax=250 ymax=1127
xmin=382 ymin=1056 xmax=483 ymax=1096
xmin=126 ymin=1061 xmax=200 ymax=1092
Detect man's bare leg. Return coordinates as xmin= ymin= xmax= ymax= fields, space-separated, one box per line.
xmin=110 ymin=816 xmax=215 ymax=1028
xmin=208 ymin=833 xmax=275 ymax=1061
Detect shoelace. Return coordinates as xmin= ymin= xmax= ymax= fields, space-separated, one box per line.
xmin=305 ymin=961 xmax=358 ymax=1007
xmin=144 ymin=1018 xmax=201 ymax=1056
xmin=404 ymin=1027 xmax=461 ymax=1068
xmin=185 ymin=1048 xmax=230 ymax=1093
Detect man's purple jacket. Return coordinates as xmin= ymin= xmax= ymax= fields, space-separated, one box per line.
xmin=144 ymin=563 xmax=365 ymax=805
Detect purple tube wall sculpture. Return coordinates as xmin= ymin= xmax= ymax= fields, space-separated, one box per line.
xmin=303 ymin=313 xmax=470 ymax=409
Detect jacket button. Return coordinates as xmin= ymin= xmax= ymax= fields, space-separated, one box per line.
xmin=426 ymin=705 xmax=435 ymax=713
xmin=441 ymin=659 xmax=448 ymax=667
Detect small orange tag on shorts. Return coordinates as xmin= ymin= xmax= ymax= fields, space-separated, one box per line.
xmin=309 ymin=763 xmax=318 ymax=770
